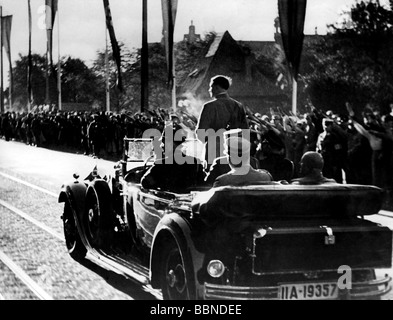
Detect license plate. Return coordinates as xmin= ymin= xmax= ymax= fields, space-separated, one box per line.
xmin=278 ymin=282 xmax=339 ymax=300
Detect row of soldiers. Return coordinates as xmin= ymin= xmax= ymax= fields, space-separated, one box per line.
xmin=0 ymin=109 xmax=177 ymax=159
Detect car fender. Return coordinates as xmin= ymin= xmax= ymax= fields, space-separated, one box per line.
xmin=58 ymin=180 xmax=87 ymax=223
xmin=149 ymin=213 xmax=205 ymax=299
xmin=59 ymin=179 xmax=113 ymax=246
xmin=58 ymin=180 xmax=89 ymax=247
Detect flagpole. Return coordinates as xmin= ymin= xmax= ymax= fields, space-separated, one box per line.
xmin=27 ymin=0 xmax=32 ymax=113
xmin=45 ymin=3 xmax=51 ymax=106
xmin=105 ymin=29 xmax=110 ymax=112
xmin=141 ymin=0 xmax=148 ymax=113
xmin=292 ymin=78 xmax=297 ymax=115
xmin=57 ymin=0 xmax=61 ymax=111
xmin=161 ymin=0 xmax=177 ymax=113
xmin=172 ymin=71 xmax=176 ymax=112
xmin=171 ymin=1 xmax=176 ymax=113
xmin=0 ymin=6 xmax=3 ymax=113
xmin=4 ymin=15 xmax=12 ymax=111
xmin=171 ymin=22 xmax=176 ymax=113
xmin=8 ymin=46 xmax=11 ymax=110
xmin=45 ymin=40 xmax=50 ymax=105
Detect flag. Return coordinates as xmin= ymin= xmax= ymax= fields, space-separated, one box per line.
xmin=277 ymin=0 xmax=307 ymax=81
xmin=103 ymin=0 xmax=123 ymax=92
xmin=161 ymin=0 xmax=178 ymax=89
xmin=28 ymin=0 xmax=33 ymax=109
xmin=2 ymin=15 xmax=13 ymax=103
xmin=45 ymin=0 xmax=58 ymax=69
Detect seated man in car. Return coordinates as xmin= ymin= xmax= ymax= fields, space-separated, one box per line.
xmin=204 ymin=129 xmax=260 ymax=186
xmin=140 ymin=122 xmax=206 ymax=193
xmin=290 ymin=151 xmax=337 ymax=185
xmin=213 ymin=135 xmax=272 ymax=187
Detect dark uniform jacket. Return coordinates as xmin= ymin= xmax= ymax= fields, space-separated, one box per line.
xmin=141 ymin=150 xmax=206 ymax=193
xmin=204 ymin=155 xmax=260 ymax=187
xmin=213 ymin=167 xmax=272 ymax=188
xmin=196 ymin=92 xmax=249 ymax=164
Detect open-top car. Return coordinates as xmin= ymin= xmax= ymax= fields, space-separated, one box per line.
xmin=59 ymin=138 xmax=392 ymax=300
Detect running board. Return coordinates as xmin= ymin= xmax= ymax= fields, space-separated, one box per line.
xmin=85 ymin=247 xmax=163 ymax=300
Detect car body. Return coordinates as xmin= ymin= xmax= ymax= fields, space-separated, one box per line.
xmin=59 ymin=138 xmax=392 ymax=300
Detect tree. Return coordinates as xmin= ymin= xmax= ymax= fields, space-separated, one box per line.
xmin=11 ymin=53 xmax=103 ymax=112
xmin=134 ymin=43 xmax=171 ymax=111
xmin=61 ymin=56 xmax=101 ymax=105
xmin=93 ymin=34 xmax=216 ymax=114
xmin=12 ymin=53 xmax=47 ymax=111
xmin=92 ymin=42 xmax=139 ymax=113
xmin=303 ymin=0 xmax=393 ymax=115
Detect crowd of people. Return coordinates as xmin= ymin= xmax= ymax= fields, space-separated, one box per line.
xmin=0 ymin=91 xmax=392 ymax=206
xmin=0 ymin=107 xmax=175 ymax=160
xmin=250 ymin=103 xmax=393 ymax=183
xmin=245 ymin=101 xmax=393 ymax=207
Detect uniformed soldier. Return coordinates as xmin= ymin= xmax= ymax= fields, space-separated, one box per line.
xmin=141 ymin=122 xmax=206 ymax=193
xmin=195 ymin=75 xmax=249 ymax=166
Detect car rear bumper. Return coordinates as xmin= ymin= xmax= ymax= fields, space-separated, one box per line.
xmin=204 ymin=275 xmax=392 ymax=300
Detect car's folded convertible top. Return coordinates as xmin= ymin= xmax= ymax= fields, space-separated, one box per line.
xmin=192 ymin=183 xmax=384 ymax=225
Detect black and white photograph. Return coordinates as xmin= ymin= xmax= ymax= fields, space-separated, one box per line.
xmin=0 ymin=0 xmax=393 ymax=307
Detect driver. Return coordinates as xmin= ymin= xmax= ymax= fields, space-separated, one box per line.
xmin=140 ymin=122 xmax=206 ymax=193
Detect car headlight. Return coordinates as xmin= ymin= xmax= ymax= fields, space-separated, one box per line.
xmin=207 ymin=260 xmax=225 ymax=278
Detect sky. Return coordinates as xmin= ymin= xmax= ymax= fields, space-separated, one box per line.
xmin=0 ymin=0 xmax=390 ymax=87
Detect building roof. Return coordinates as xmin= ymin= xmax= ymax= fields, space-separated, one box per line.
xmin=237 ymin=40 xmax=278 ymax=57
xmin=178 ymin=31 xmax=284 ymax=106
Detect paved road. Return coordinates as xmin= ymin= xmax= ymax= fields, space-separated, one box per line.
xmin=0 ymin=140 xmax=154 ymax=300
xmin=0 ymin=139 xmax=117 ymax=192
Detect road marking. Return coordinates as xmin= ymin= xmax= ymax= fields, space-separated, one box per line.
xmin=0 ymin=250 xmax=53 ymax=300
xmin=0 ymin=199 xmax=63 ymax=241
xmin=0 ymin=171 xmax=58 ymax=198
xmin=379 ymin=210 xmax=393 ymax=218
xmin=0 ymin=170 xmax=161 ymax=300
xmin=0 ymin=199 xmax=162 ymax=299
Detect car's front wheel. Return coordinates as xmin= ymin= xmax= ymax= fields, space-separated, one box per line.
xmin=63 ymin=201 xmax=87 ymax=260
xmin=160 ymin=238 xmax=194 ymax=300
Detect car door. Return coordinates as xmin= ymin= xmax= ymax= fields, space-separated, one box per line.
xmin=132 ymin=189 xmax=176 ymax=247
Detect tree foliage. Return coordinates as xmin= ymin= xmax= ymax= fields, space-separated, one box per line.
xmin=303 ymin=0 xmax=393 ymax=114
xmin=12 ymin=53 xmax=47 ymax=110
xmin=61 ymin=57 xmax=100 ymax=104
xmin=11 ymin=53 xmax=102 ymax=111
xmin=94 ymin=33 xmax=217 ymax=114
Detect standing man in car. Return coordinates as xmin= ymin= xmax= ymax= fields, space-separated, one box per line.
xmin=195 ymin=75 xmax=249 ymax=168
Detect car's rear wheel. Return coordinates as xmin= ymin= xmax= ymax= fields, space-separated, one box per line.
xmin=63 ymin=201 xmax=87 ymax=260
xmin=85 ymin=182 xmax=114 ymax=248
xmin=160 ymin=238 xmax=193 ymax=300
